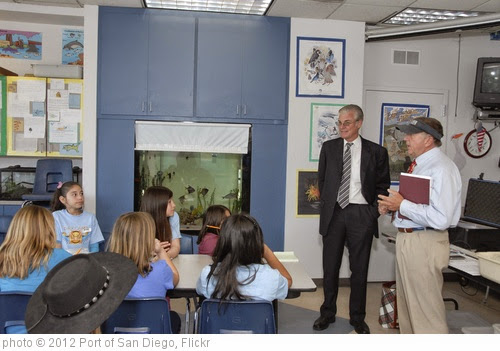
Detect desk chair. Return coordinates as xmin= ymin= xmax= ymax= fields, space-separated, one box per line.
xmin=180 ymin=233 xmax=194 ymax=254
xmin=21 ymin=159 xmax=73 ymax=207
xmin=101 ymin=297 xmax=172 ymax=334
xmin=0 ymin=215 xmax=13 ymax=246
xmin=0 ymin=291 xmax=32 ymax=334
xmin=197 ymin=299 xmax=276 ymax=334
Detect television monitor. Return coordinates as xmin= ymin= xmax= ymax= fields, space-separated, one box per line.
xmin=472 ymin=57 xmax=500 ymax=111
xmin=462 ymin=178 xmax=500 ymax=229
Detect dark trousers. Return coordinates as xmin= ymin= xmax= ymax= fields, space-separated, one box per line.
xmin=320 ymin=203 xmax=375 ymax=322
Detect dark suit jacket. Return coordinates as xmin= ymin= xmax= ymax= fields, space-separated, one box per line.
xmin=318 ymin=137 xmax=390 ymax=238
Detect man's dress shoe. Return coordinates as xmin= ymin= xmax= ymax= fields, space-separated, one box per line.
xmin=350 ymin=320 xmax=370 ymax=334
xmin=313 ymin=315 xmax=336 ymax=331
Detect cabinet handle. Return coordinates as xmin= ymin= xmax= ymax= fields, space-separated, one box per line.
xmin=149 ymin=101 xmax=152 ymax=113
xmin=142 ymin=101 xmax=146 ymax=112
xmin=236 ymin=105 xmax=240 ymax=115
xmin=243 ymin=104 xmax=247 ymax=115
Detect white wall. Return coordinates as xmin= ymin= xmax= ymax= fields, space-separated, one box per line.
xmin=284 ymin=18 xmax=366 ymax=279
xmin=364 ymin=32 xmax=500 ymax=209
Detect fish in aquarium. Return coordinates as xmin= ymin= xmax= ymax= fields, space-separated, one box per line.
xmin=178 ymin=195 xmax=186 ymax=204
xmin=185 ymin=185 xmax=195 ymax=194
xmin=222 ymin=192 xmax=238 ymax=200
xmin=200 ymin=188 xmax=209 ymax=196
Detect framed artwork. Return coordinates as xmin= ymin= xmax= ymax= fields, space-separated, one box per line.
xmin=379 ymin=103 xmax=430 ymax=184
xmin=296 ymin=36 xmax=345 ymax=98
xmin=309 ymin=103 xmax=345 ymax=162
xmin=296 ymin=169 xmax=320 ymax=217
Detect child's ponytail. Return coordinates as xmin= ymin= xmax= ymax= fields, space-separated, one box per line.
xmin=51 ymin=181 xmax=80 ymax=212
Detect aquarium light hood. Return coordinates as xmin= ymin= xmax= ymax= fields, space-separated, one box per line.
xmin=135 ymin=121 xmax=251 ymax=154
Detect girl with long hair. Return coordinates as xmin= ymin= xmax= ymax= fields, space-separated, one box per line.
xmin=196 ymin=214 xmax=292 ymax=301
xmin=197 ymin=205 xmax=230 ymax=255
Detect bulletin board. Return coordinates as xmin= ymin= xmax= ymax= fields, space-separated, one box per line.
xmin=0 ymin=76 xmax=6 ymax=155
xmin=6 ymin=76 xmax=47 ymax=156
xmin=46 ymin=78 xmax=83 ymax=157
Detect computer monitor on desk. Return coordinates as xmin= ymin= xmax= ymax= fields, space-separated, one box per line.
xmin=462 ymin=178 xmax=500 ymax=228
xmin=451 ymin=179 xmax=500 ymax=252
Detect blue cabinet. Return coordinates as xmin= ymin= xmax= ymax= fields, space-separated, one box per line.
xmin=196 ymin=16 xmax=289 ymax=120
xmin=98 ymin=8 xmax=195 ymax=117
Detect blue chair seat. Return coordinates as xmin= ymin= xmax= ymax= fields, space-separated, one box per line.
xmin=101 ymin=297 xmax=172 ymax=334
xmin=197 ymin=299 xmax=276 ymax=334
xmin=0 ymin=291 xmax=33 ymax=334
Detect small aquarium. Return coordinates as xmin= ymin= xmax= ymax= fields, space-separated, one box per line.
xmin=134 ymin=121 xmax=251 ymax=231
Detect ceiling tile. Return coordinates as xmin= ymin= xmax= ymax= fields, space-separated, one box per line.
xmin=327 ymin=3 xmax=404 ymax=23
xmin=411 ymin=0 xmax=490 ymax=11
xmin=344 ymin=0 xmax=413 ymax=6
xmin=267 ymin=0 xmax=341 ymax=19
xmin=473 ymin=0 xmax=500 ymax=12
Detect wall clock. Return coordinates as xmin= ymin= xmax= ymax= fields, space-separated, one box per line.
xmin=463 ymin=128 xmax=492 ymax=158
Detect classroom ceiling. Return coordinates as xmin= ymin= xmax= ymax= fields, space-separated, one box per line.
xmin=1 ymin=0 xmax=500 ymax=31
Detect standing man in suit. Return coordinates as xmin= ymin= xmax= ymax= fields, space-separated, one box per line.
xmin=313 ymin=104 xmax=390 ymax=334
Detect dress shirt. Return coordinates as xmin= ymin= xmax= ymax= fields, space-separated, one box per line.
xmin=343 ymin=136 xmax=367 ymax=205
xmin=394 ymin=147 xmax=461 ymax=230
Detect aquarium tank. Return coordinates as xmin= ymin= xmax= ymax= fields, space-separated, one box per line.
xmin=134 ymin=150 xmax=250 ymax=230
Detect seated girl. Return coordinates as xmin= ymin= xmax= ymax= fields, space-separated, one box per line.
xmin=0 ymin=205 xmax=72 ymax=333
xmin=197 ymin=205 xmax=230 ymax=256
xmin=107 ymin=211 xmax=181 ymax=333
xmin=196 ymin=214 xmax=292 ymax=301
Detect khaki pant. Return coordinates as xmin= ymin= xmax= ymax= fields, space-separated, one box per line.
xmin=396 ymin=229 xmax=449 ymax=334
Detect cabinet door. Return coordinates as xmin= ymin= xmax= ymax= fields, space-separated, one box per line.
xmin=148 ymin=13 xmax=195 ymax=117
xmin=196 ymin=17 xmax=243 ymax=119
xmin=98 ymin=9 xmax=148 ymax=116
xmin=242 ymin=17 xmax=289 ymax=120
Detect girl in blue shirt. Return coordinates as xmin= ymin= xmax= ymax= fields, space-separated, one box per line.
xmin=51 ymin=181 xmax=104 ymax=254
xmin=196 ymin=214 xmax=292 ymax=302
xmin=0 ymin=205 xmax=71 ymax=333
xmin=107 ymin=211 xmax=181 ymax=333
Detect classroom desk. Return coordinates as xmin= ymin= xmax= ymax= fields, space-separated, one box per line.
xmin=168 ymin=254 xmax=317 ymax=333
xmin=382 ymin=232 xmax=500 ymax=306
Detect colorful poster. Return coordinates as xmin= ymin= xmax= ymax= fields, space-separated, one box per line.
xmin=379 ymin=103 xmax=430 ymax=183
xmin=309 ymin=103 xmax=345 ymax=162
xmin=0 ymin=29 xmax=42 ymax=60
xmin=296 ymin=37 xmax=345 ymax=98
xmin=62 ymin=29 xmax=84 ymax=65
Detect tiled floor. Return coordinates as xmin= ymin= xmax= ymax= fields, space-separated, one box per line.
xmin=171 ymin=280 xmax=500 ymax=334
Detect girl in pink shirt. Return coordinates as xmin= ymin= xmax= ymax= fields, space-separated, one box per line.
xmin=197 ymin=205 xmax=230 ymax=256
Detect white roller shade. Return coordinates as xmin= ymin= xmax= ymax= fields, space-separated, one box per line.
xmin=135 ymin=121 xmax=251 ymax=154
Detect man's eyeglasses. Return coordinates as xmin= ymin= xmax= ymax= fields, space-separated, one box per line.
xmin=336 ymin=120 xmax=356 ymax=127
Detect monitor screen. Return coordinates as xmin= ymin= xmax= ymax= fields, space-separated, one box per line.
xmin=463 ymin=179 xmax=500 ymax=228
xmin=481 ymin=62 xmax=500 ymax=94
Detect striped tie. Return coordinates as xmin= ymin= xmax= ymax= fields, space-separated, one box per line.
xmin=337 ymin=142 xmax=353 ymax=209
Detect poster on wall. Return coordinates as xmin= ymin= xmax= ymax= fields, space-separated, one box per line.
xmin=296 ymin=169 xmax=320 ymax=217
xmin=379 ymin=103 xmax=430 ymax=183
xmin=296 ymin=36 xmax=345 ymax=98
xmin=309 ymin=103 xmax=345 ymax=162
xmin=62 ymin=29 xmax=84 ymax=65
xmin=0 ymin=29 xmax=42 ymax=60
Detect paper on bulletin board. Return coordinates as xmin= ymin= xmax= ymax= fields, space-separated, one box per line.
xmin=48 ymin=122 xmax=78 ymax=143
xmin=47 ymin=89 xmax=69 ymax=121
xmin=16 ymin=80 xmax=46 ymax=101
xmin=50 ymin=79 xmax=65 ymax=90
xmin=7 ymin=93 xmax=31 ymax=118
xmin=24 ymin=117 xmax=46 ymax=138
xmin=59 ymin=109 xmax=81 ymax=123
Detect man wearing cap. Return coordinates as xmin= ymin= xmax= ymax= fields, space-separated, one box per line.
xmin=314 ymin=104 xmax=390 ymax=334
xmin=378 ymin=117 xmax=461 ymax=334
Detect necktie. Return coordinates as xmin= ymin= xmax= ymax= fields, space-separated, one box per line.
xmin=407 ymin=160 xmax=417 ymax=174
xmin=337 ymin=142 xmax=353 ymax=209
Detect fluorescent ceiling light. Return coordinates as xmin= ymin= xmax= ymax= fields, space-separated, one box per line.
xmin=384 ymin=8 xmax=484 ymax=26
xmin=144 ymin=0 xmax=273 ymax=15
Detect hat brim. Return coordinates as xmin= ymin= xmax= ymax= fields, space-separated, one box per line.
xmin=26 ymin=252 xmax=138 ymax=334
xmin=396 ymin=124 xmax=421 ymax=135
